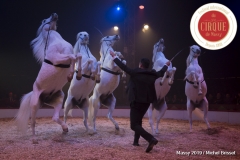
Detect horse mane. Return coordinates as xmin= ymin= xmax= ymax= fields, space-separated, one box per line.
xmin=185 ymin=48 xmax=201 ymax=77
xmin=99 ymin=38 xmax=110 ymax=57
xmin=152 ymin=44 xmax=157 ymax=62
xmin=99 ymin=43 xmax=109 ymax=59
xmin=152 ymin=40 xmax=166 ymax=63
xmin=99 ymin=41 xmax=113 ymax=63
xmin=152 ymin=51 xmax=166 ymax=63
xmin=186 ymin=54 xmax=192 ymax=68
xmin=30 ymin=25 xmax=46 ymax=64
xmin=73 ymin=38 xmax=80 ymax=55
xmin=31 ymin=21 xmax=63 ymax=64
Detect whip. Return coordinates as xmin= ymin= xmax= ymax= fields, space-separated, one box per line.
xmin=94 ymin=27 xmax=104 ymax=37
xmin=170 ymin=48 xmax=186 ymax=62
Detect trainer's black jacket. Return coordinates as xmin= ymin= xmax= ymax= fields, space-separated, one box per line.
xmin=113 ymin=58 xmax=168 ymax=103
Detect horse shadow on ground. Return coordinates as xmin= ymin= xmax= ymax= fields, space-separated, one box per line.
xmin=201 ymin=126 xmax=227 ymax=135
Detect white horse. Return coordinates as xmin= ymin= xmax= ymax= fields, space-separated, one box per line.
xmin=147 ymin=38 xmax=176 ymax=135
xmin=88 ymin=35 xmax=126 ymax=133
xmin=15 ymin=13 xmax=76 ymax=136
xmin=185 ymin=45 xmax=210 ymax=131
xmin=63 ymin=31 xmax=101 ymax=133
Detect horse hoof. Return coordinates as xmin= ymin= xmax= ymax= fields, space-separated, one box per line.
xmin=168 ymin=80 xmax=174 ymax=85
xmin=63 ymin=128 xmax=68 ymax=133
xmin=88 ymin=130 xmax=95 ymax=135
xmin=32 ymin=139 xmax=39 ymax=144
xmin=91 ymin=76 xmax=95 ymax=81
xmin=115 ymin=126 xmax=120 ymax=131
xmin=76 ymin=76 xmax=82 ymax=80
xmin=96 ymin=79 xmax=100 ymax=83
xmin=67 ymin=75 xmax=73 ymax=82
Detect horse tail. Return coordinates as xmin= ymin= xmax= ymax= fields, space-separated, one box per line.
xmin=88 ymin=96 xmax=94 ymax=126
xmin=15 ymin=92 xmax=32 ymax=134
xmin=68 ymin=109 xmax=73 ymax=117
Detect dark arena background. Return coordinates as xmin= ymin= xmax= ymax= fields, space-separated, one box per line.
xmin=0 ymin=0 xmax=240 ymax=159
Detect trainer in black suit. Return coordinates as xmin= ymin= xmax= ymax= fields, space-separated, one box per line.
xmin=110 ymin=51 xmax=170 ymax=153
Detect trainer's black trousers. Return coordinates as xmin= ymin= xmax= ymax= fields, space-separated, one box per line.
xmin=130 ymin=101 xmax=153 ymax=143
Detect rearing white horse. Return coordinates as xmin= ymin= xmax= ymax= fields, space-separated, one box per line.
xmin=147 ymin=38 xmax=176 ymax=135
xmin=63 ymin=31 xmax=101 ymax=133
xmin=185 ymin=45 xmax=210 ymax=131
xmin=88 ymin=35 xmax=126 ymax=133
xmin=15 ymin=13 xmax=76 ymax=136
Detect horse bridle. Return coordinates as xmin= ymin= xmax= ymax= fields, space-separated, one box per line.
xmin=78 ymin=36 xmax=90 ymax=58
xmin=100 ymin=38 xmax=121 ymax=75
xmin=153 ymin=39 xmax=165 ymax=63
xmin=42 ymin=18 xmax=70 ymax=68
xmin=101 ymin=38 xmax=116 ymax=65
xmin=76 ymin=35 xmax=92 ymax=78
xmin=189 ymin=48 xmax=201 ymax=64
xmin=42 ymin=19 xmax=54 ymax=58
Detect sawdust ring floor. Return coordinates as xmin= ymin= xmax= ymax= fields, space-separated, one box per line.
xmin=0 ymin=117 xmax=239 ymax=160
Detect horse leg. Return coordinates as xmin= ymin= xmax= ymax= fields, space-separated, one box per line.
xmin=147 ymin=104 xmax=155 ymax=135
xmin=201 ymin=97 xmax=211 ymax=129
xmin=191 ymin=71 xmax=198 ymax=87
xmin=63 ymin=95 xmax=74 ymax=123
xmin=107 ymin=95 xmax=119 ymax=131
xmin=67 ymin=56 xmax=76 ymax=82
xmin=168 ymin=67 xmax=176 ymax=85
xmin=160 ymin=72 xmax=167 ymax=85
xmin=197 ymin=75 xmax=203 ymax=95
xmin=81 ymin=98 xmax=90 ymax=133
xmin=84 ymin=59 xmax=94 ymax=81
xmin=88 ymin=96 xmax=94 ymax=125
xmin=121 ymin=60 xmax=127 ymax=78
xmin=51 ymin=91 xmax=68 ymax=132
xmin=29 ymin=84 xmax=42 ymax=136
xmin=76 ymin=56 xmax=82 ymax=80
xmin=30 ymin=96 xmax=41 ymax=136
xmin=90 ymin=95 xmax=101 ymax=133
xmin=155 ymin=101 xmax=167 ymax=134
xmin=95 ymin=61 xmax=101 ymax=83
xmin=187 ymin=99 xmax=194 ymax=132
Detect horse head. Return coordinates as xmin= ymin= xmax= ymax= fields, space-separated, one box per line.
xmin=100 ymin=35 xmax=120 ymax=47
xmin=76 ymin=31 xmax=89 ymax=45
xmin=31 ymin=13 xmax=59 ymax=63
xmin=73 ymin=31 xmax=89 ymax=55
xmin=100 ymin=35 xmax=122 ymax=71
xmin=186 ymin=45 xmax=201 ymax=67
xmin=190 ymin=45 xmax=201 ymax=57
xmin=37 ymin=13 xmax=58 ymax=36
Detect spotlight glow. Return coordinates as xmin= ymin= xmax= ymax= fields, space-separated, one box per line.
xmin=114 ymin=26 xmax=119 ymax=31
xmin=117 ymin=7 xmax=120 ymax=10
xmin=144 ymin=24 xmax=149 ymax=30
xmin=139 ymin=5 xmax=144 ymax=9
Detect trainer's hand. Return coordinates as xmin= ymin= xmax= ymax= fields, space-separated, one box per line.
xmin=110 ymin=51 xmax=116 ymax=57
xmin=166 ymin=61 xmax=170 ymax=66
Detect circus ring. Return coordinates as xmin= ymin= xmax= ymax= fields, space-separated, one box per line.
xmin=0 ymin=105 xmax=240 ymax=159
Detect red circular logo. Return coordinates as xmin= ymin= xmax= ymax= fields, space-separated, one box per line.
xmin=198 ymin=11 xmax=229 ymax=42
